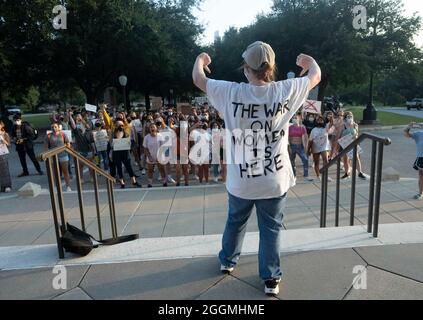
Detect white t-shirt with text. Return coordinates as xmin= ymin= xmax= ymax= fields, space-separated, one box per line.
xmin=206 ymin=77 xmax=310 ymax=200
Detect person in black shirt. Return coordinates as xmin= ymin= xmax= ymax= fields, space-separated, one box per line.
xmin=11 ymin=114 xmax=43 ymax=177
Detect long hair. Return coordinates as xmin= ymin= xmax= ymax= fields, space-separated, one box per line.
xmin=242 ymin=61 xmax=278 ymax=82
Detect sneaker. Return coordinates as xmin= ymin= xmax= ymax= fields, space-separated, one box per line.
xmin=220 ymin=265 xmax=234 ymax=274
xmin=414 ymin=194 xmax=423 ymax=200
xmin=66 ymin=186 xmax=72 ymax=192
xmin=304 ymin=177 xmax=314 ymax=182
xmin=167 ymin=176 xmax=176 ymax=184
xmin=327 ymin=177 xmax=333 ymax=182
xmin=194 ymin=175 xmax=200 ymax=181
xmin=341 ymin=173 xmax=350 ymax=180
xmin=264 ymin=279 xmax=281 ymax=296
xmin=18 ymin=172 xmax=29 ymax=178
xmin=4 ymin=187 xmax=11 ymax=193
xmin=163 ymin=183 xmax=168 ymax=188
xmin=141 ymin=169 xmax=146 ymax=175
xmin=213 ymin=177 xmax=219 ymax=183
xmin=358 ymin=172 xmax=368 ymax=180
xmin=148 ymin=184 xmax=153 ymax=188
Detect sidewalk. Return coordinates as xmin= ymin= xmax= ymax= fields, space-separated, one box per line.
xmin=1 ymin=176 xmax=423 ymax=247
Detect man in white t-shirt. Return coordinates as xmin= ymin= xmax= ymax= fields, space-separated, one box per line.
xmin=193 ymin=41 xmax=321 ymax=296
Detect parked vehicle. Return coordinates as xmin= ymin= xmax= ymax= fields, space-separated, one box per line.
xmin=406 ymin=98 xmax=423 ymax=110
xmin=5 ymin=106 xmax=22 ymax=120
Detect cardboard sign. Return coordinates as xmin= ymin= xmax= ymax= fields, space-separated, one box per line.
xmin=338 ymin=133 xmax=363 ymax=159
xmin=313 ymin=134 xmax=329 ymax=153
xmin=94 ymin=130 xmax=109 ymax=152
xmin=112 ymin=138 xmax=131 ymax=151
xmin=132 ymin=119 xmax=143 ymax=133
xmin=0 ymin=143 xmax=9 ymax=156
xmin=303 ymin=100 xmax=322 ymax=115
xmin=85 ymin=104 xmax=97 ymax=113
xmin=46 ymin=130 xmax=72 ymax=142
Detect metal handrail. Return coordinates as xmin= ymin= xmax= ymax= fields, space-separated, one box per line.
xmin=39 ymin=146 xmax=115 ymax=181
xmin=39 ymin=145 xmax=117 ymax=258
xmin=319 ymin=133 xmax=392 ymax=238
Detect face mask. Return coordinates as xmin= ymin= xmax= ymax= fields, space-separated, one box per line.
xmin=169 ymin=112 xmax=173 ymax=116
xmin=15 ymin=120 xmax=22 ymax=126
xmin=76 ymin=123 xmax=83 ymax=130
xmin=346 ymin=118 xmax=353 ymax=125
xmin=118 ymin=127 xmax=124 ymax=132
xmin=309 ymin=117 xmax=315 ymax=123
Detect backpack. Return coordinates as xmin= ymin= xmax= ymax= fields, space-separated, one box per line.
xmin=61 ymin=223 xmax=139 ymax=257
xmin=23 ymin=122 xmax=38 ymax=140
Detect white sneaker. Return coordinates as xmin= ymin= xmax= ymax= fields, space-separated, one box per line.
xmin=195 ymin=175 xmax=200 ymax=181
xmin=4 ymin=187 xmax=11 ymax=193
xmin=327 ymin=177 xmax=333 ymax=182
xmin=167 ymin=176 xmax=176 ymax=184
xmin=414 ymin=194 xmax=423 ymax=200
xmin=66 ymin=186 xmax=72 ymax=192
xmin=265 ymin=279 xmax=281 ymax=296
xmin=213 ymin=177 xmax=219 ymax=183
xmin=220 ymin=264 xmax=234 ymax=274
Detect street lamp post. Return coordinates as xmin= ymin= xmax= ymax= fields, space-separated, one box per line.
xmin=361 ymin=72 xmax=378 ymax=125
xmin=119 ymin=75 xmax=129 ymax=113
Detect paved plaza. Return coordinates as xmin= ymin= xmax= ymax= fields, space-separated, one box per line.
xmin=1 ymin=127 xmax=423 ymax=300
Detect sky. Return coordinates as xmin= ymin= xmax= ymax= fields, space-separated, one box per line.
xmin=193 ymin=0 xmax=423 ymax=47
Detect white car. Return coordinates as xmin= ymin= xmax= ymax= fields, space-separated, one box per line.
xmin=406 ymin=99 xmax=423 ymax=110
xmin=6 ymin=106 xmax=22 ymax=120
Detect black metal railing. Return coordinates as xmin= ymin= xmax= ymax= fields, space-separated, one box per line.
xmin=39 ymin=146 xmax=117 ymax=259
xmin=319 ymin=133 xmax=391 ymax=238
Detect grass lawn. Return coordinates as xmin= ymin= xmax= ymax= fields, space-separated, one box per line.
xmin=346 ymin=107 xmax=422 ymax=126
xmin=22 ymin=113 xmax=52 ymax=129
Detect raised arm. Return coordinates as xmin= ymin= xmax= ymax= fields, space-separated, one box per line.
xmin=192 ymin=53 xmax=212 ymax=93
xmin=296 ymin=54 xmax=322 ymax=90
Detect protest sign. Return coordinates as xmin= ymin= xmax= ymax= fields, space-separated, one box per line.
xmin=94 ymin=130 xmax=109 ymax=152
xmin=112 ymin=138 xmax=131 ymax=151
xmin=0 ymin=143 xmax=9 ymax=156
xmin=313 ymin=134 xmax=329 ymax=153
xmin=132 ymin=119 xmax=143 ymax=133
xmin=338 ymin=133 xmax=363 ymax=159
xmin=85 ymin=104 xmax=97 ymax=113
xmin=303 ymin=100 xmax=322 ymax=115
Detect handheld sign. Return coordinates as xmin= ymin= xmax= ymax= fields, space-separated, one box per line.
xmin=112 ymin=138 xmax=131 ymax=151
xmin=313 ymin=134 xmax=329 ymax=153
xmin=303 ymin=100 xmax=322 ymax=115
xmin=338 ymin=133 xmax=363 ymax=159
xmin=94 ymin=130 xmax=109 ymax=152
xmin=0 ymin=142 xmax=9 ymax=156
xmin=132 ymin=119 xmax=143 ymax=133
xmin=85 ymin=104 xmax=97 ymax=113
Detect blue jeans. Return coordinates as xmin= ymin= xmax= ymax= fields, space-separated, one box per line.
xmin=98 ymin=150 xmax=109 ymax=171
xmin=219 ymin=192 xmax=287 ymax=281
xmin=212 ymin=164 xmax=220 ymax=178
xmin=290 ymin=144 xmax=309 ymax=177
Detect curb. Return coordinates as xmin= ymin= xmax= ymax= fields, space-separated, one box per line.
xmin=360 ymin=125 xmax=408 ymax=132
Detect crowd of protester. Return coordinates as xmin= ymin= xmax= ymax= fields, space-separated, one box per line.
xmin=2 ymin=102 xmax=423 ymax=200
xmin=39 ymin=102 xmax=229 ymax=190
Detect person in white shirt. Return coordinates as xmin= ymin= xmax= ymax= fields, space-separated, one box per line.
xmin=192 ymin=41 xmax=321 ymax=296
xmin=307 ymin=115 xmax=334 ymax=181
